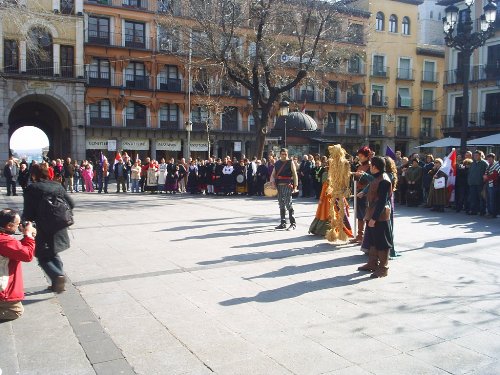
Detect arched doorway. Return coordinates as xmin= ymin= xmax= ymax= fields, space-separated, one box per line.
xmin=8 ymin=94 xmax=71 ymax=160
xmin=10 ymin=126 xmax=49 ymax=162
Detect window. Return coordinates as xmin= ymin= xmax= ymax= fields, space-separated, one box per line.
xmin=125 ymin=62 xmax=148 ymax=89
xmin=159 ymin=104 xmax=179 ymax=128
xmin=126 ymin=101 xmax=147 ymax=127
xmin=301 ymin=84 xmax=315 ymax=101
xmin=347 ymin=23 xmax=364 ymax=44
xmin=423 ymin=60 xmax=436 ymax=82
xmin=248 ymin=42 xmax=256 ymax=58
xmin=348 ymin=55 xmax=362 ymax=74
xmin=222 ymin=106 xmax=238 ymax=130
xmin=191 ymin=30 xmax=208 ymax=56
xmin=397 ymin=116 xmax=408 ymax=136
xmin=60 ymin=45 xmax=74 ymax=77
xmin=60 ymin=0 xmax=74 ymax=14
xmin=88 ymin=16 xmax=110 ymax=45
xmin=157 ymin=0 xmax=181 ymax=15
xmin=422 ymin=90 xmax=434 ymax=110
xmin=89 ymin=58 xmax=110 ymax=85
xmin=325 ymin=81 xmax=337 ymax=103
xmin=484 ymin=93 xmax=500 ymax=126
xmin=398 ymin=88 xmax=411 ymax=108
xmin=486 ymin=44 xmax=500 ymax=79
xmin=124 ymin=21 xmax=145 ymax=49
xmin=159 ymin=65 xmax=181 ymax=92
xmin=347 ymin=84 xmax=364 ymax=105
xmin=398 ymin=57 xmax=411 ymax=79
xmin=193 ymin=68 xmax=209 ymax=93
xmin=326 ymin=112 xmax=337 ymax=133
xmin=389 ymin=15 xmax=397 ymax=33
xmin=158 ymin=26 xmax=180 ymax=52
xmin=376 ymin=12 xmax=384 ymax=31
xmin=371 ymin=85 xmax=384 ymax=106
xmin=372 ymin=55 xmax=386 ymax=77
xmin=422 ymin=118 xmax=432 ymax=137
xmin=26 ymin=27 xmax=53 ymax=76
xmin=346 ymin=114 xmax=359 ymax=134
xmin=402 ymin=16 xmax=410 ymax=35
xmin=192 ymin=106 xmax=208 ymax=123
xmin=89 ymin=100 xmax=111 ymax=126
xmin=123 ymin=0 xmax=147 ymax=9
xmin=3 ymin=40 xmax=18 ymax=73
xmin=371 ymin=114 xmax=383 ymax=135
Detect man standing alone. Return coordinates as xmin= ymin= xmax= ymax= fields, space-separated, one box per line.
xmin=271 ymin=148 xmax=299 ymax=230
xmin=3 ymin=160 xmax=19 ymax=196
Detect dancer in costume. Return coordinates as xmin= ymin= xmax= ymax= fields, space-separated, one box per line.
xmin=271 ymin=148 xmax=298 ymax=230
xmin=351 ymin=146 xmax=371 ymax=243
xmin=357 ymin=156 xmax=393 ymax=278
xmin=324 ymin=145 xmax=353 ymax=243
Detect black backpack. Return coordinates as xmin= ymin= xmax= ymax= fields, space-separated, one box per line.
xmin=37 ymin=194 xmax=74 ymax=234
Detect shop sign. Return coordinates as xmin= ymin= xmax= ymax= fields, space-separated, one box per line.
xmin=189 ymin=142 xmax=209 ymax=151
xmin=156 ymin=139 xmax=181 ymax=151
xmin=107 ymin=140 xmax=117 ymax=152
xmin=122 ymin=139 xmax=150 ymax=150
xmin=86 ymin=139 xmax=108 ymax=150
xmin=234 ymin=141 xmax=242 ymax=152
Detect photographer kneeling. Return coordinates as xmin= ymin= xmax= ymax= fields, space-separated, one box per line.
xmin=0 ymin=209 xmax=36 ymax=321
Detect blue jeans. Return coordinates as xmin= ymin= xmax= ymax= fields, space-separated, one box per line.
xmin=131 ymin=179 xmax=140 ymax=193
xmin=468 ymin=185 xmax=485 ymax=214
xmin=73 ymin=177 xmax=80 ymax=192
xmin=487 ymin=186 xmax=498 ymax=216
xmin=38 ymin=254 xmax=64 ymax=284
xmin=98 ymin=175 xmax=109 ymax=193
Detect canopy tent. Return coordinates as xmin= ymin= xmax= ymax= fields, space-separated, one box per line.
xmin=415 ymin=137 xmax=461 ymax=148
xmin=467 ymin=133 xmax=500 ymax=146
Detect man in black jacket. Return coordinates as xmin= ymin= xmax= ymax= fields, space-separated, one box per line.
xmin=3 ymin=159 xmax=19 ymax=196
xmin=22 ymin=164 xmax=74 ymax=293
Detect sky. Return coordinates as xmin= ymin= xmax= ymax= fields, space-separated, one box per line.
xmin=10 ymin=126 xmax=50 ymax=151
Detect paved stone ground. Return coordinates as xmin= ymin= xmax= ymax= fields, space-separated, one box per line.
xmin=1 ymin=190 xmax=500 ymax=375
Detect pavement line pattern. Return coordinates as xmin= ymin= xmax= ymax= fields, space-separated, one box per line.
xmin=57 ymin=278 xmax=137 ymax=375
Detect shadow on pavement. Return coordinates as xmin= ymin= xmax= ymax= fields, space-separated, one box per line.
xmin=244 ymin=254 xmax=362 ymax=280
xmin=198 ymin=241 xmax=354 ymax=266
xmin=399 ymin=236 xmax=487 ymax=253
xmin=219 ymin=271 xmax=369 ymax=305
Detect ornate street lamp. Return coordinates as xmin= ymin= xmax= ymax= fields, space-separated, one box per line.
xmin=442 ymin=0 xmax=497 ymax=155
xmin=278 ymin=100 xmax=290 ymax=148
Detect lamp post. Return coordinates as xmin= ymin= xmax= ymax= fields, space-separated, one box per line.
xmin=443 ymin=0 xmax=497 ymax=155
xmin=185 ymin=120 xmax=192 ymax=159
xmin=278 ymin=100 xmax=290 ymax=148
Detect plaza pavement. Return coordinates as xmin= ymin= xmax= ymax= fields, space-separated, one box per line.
xmin=1 ymin=189 xmax=500 ymax=375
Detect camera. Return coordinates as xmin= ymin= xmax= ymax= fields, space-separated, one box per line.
xmin=22 ymin=221 xmax=36 ymax=228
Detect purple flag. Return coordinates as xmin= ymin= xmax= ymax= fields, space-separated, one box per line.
xmin=385 ymin=146 xmax=396 ymax=159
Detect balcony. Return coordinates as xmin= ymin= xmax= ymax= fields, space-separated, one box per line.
xmin=125 ymin=116 xmax=148 ymax=128
xmin=299 ymin=90 xmax=315 ymax=102
xmin=221 ymin=120 xmax=239 ymax=131
xmin=2 ymin=60 xmax=85 ymax=79
xmin=420 ymin=101 xmax=436 ymax=111
xmin=370 ymin=95 xmax=388 ymax=107
xmin=396 ymin=128 xmax=409 ymax=137
xmin=193 ymin=81 xmax=209 ymax=95
xmin=397 ymin=68 xmax=414 ymax=81
xmin=87 ymin=70 xmax=112 ymax=86
xmin=158 ymin=77 xmax=183 ymax=92
xmin=442 ymin=113 xmax=479 ymax=129
xmin=85 ymin=0 xmax=155 ymax=12
xmin=345 ymin=127 xmax=359 ymax=135
xmin=370 ymin=125 xmax=384 ymax=137
xmin=88 ymin=116 xmax=112 ymax=127
xmin=324 ymin=125 xmax=337 ymax=135
xmin=220 ymin=86 xmax=241 ymax=97
xmin=191 ymin=122 xmax=208 ymax=131
xmin=348 ymin=63 xmax=365 ymax=75
xmin=480 ymin=111 xmax=500 ymax=127
xmin=472 ymin=64 xmax=500 ymax=81
xmin=346 ymin=94 xmax=364 ymax=106
xmin=422 ymin=70 xmax=439 ymax=83
xmin=125 ymin=74 xmax=152 ymax=90
xmin=396 ymin=97 xmax=413 ymax=109
xmin=444 ymin=68 xmax=472 ymax=85
xmin=370 ymin=65 xmax=389 ymax=78
xmin=159 ymin=120 xmax=179 ymax=130
xmin=420 ymin=128 xmax=437 ymax=139
xmin=85 ymin=30 xmax=152 ymax=50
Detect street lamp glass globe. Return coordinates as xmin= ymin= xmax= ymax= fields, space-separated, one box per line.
xmin=483 ymin=1 xmax=497 ymax=23
xmin=465 ymin=0 xmax=474 ymax=7
xmin=278 ymin=100 xmax=290 ymax=117
xmin=480 ymin=15 xmax=489 ymax=31
xmin=445 ymin=4 xmax=459 ymax=25
xmin=443 ymin=19 xmax=452 ymax=32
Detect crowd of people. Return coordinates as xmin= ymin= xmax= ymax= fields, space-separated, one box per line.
xmin=3 ymin=148 xmax=499 ymax=220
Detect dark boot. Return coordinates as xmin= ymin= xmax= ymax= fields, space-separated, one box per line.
xmin=275 ymin=209 xmax=287 ymax=229
xmin=358 ymin=247 xmax=378 ymax=272
xmin=287 ymin=208 xmax=296 ymax=230
xmin=370 ymin=250 xmax=389 ymax=278
xmin=350 ymin=219 xmax=365 ymax=243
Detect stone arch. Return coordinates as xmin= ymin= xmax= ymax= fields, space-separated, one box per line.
xmin=7 ymin=94 xmax=72 ymax=159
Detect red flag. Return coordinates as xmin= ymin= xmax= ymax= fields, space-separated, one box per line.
xmin=439 ymin=149 xmax=456 ymax=202
xmin=114 ymin=152 xmax=121 ymax=167
xmin=301 ymin=98 xmax=307 ymax=113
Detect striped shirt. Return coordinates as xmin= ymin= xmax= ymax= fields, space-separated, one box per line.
xmin=485 ymin=161 xmax=500 ymax=188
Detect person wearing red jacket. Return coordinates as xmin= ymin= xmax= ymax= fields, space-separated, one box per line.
xmin=0 ymin=208 xmax=36 ymax=321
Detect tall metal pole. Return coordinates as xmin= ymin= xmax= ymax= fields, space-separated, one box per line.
xmin=460 ymin=48 xmax=472 ymax=156
xmin=284 ymin=117 xmax=287 ymax=148
xmin=186 ymin=35 xmax=192 ymax=160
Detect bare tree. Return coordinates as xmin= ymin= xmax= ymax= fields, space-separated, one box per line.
xmin=158 ymin=0 xmax=364 ymax=157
